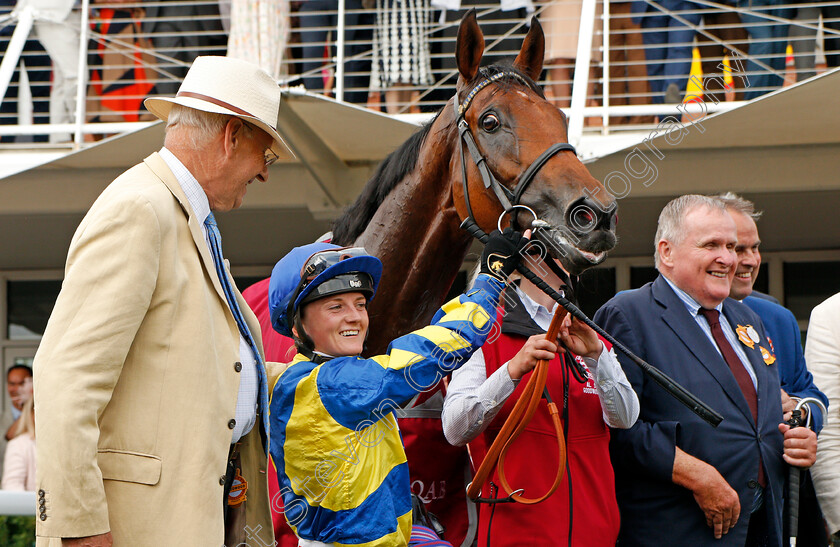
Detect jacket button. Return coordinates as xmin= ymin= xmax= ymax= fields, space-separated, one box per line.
xmin=220 ymin=475 xmax=226 ymax=485
xmin=228 ymin=419 xmax=236 ymax=429
xmin=40 ymin=513 xmax=47 ymax=521
xmin=38 ymin=489 xmax=45 ymax=497
xmin=234 ymin=362 xmax=242 ymax=372
xmin=748 ymin=479 xmax=759 ymax=489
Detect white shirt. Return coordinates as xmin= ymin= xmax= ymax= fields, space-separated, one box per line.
xmin=160 ymin=147 xmax=258 ymax=443
xmin=441 ymin=285 xmax=639 ymax=447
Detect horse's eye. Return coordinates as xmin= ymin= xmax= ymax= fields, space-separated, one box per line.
xmin=481 ymin=113 xmax=500 ymax=132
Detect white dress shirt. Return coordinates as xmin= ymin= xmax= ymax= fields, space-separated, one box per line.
xmin=160 ymin=148 xmax=258 ymax=443
xmin=441 ymin=285 xmax=639 ymax=447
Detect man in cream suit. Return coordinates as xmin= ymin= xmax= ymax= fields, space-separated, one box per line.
xmin=33 ymin=56 xmax=291 ymax=546
xmin=805 ymin=294 xmax=840 ymax=544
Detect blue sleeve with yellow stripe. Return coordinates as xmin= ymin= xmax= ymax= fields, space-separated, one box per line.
xmin=317 ymin=273 xmax=503 ymax=430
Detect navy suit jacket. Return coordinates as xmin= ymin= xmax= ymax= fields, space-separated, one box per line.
xmin=594 ymin=276 xmax=786 ymax=546
xmin=744 ymin=295 xmax=828 ymax=432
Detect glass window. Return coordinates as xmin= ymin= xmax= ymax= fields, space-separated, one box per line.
xmin=783 ymin=261 xmax=840 ymax=321
xmin=7 ymin=280 xmax=62 ymax=340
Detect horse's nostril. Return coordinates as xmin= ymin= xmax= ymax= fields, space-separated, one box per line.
xmin=570 ymin=205 xmax=596 ymax=232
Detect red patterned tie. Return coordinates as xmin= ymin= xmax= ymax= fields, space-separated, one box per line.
xmin=699 ymin=307 xmax=765 ymax=486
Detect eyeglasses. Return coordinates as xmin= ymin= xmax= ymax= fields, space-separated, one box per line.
xmin=300 ymin=247 xmax=370 ymax=283
xmin=243 ymin=121 xmax=279 ymax=167
xmin=264 ymin=148 xmax=279 ymax=167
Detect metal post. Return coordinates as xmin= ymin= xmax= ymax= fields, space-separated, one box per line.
xmin=602 ymin=0 xmax=610 ymax=135
xmin=73 ymin=0 xmax=91 ymax=147
xmin=569 ymin=0 xmax=597 ymax=148
xmin=335 ymin=0 xmax=346 ymax=102
xmin=0 ymin=7 xmax=35 ymax=105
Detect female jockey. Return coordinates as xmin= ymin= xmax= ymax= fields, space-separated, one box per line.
xmin=440 ymin=253 xmax=640 ymax=546
xmin=267 ymin=229 xmax=528 ymax=547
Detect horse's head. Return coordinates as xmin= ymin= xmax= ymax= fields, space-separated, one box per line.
xmin=450 ymin=10 xmax=617 ymax=276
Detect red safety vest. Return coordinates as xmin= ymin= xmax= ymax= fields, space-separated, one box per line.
xmin=468 ymin=310 xmax=620 ymax=546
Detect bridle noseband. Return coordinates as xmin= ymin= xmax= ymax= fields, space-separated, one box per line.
xmin=455 ymin=70 xmax=577 ymax=226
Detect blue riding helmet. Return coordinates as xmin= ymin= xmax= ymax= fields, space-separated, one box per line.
xmin=269 ymin=242 xmax=383 ymax=337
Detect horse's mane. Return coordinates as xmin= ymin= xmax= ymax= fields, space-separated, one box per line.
xmin=331 ymin=62 xmax=543 ymax=245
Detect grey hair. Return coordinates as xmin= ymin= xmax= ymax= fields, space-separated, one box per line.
xmin=654 ymin=194 xmax=728 ymax=269
xmin=165 ymin=105 xmax=251 ymax=149
xmin=716 ymin=191 xmax=763 ymax=221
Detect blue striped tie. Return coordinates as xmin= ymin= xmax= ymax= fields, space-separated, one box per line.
xmin=204 ymin=212 xmax=269 ymax=445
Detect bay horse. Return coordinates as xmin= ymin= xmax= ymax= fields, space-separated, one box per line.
xmin=330 ymin=10 xmax=617 ymax=354
xmin=244 ymin=10 xmax=618 ymax=547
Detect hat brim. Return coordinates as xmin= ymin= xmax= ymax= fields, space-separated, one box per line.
xmin=144 ymin=96 xmax=294 ymax=161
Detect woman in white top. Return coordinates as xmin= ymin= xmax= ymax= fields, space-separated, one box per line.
xmin=2 ymin=396 xmax=36 ymax=491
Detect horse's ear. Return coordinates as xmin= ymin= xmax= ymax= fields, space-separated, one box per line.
xmin=513 ymin=17 xmax=545 ymax=82
xmin=456 ymin=9 xmax=484 ymax=84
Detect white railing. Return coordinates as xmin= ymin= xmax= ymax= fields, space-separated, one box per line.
xmin=1 ymin=0 xmax=838 ymax=147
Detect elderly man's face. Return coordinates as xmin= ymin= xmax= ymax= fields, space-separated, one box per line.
xmin=729 ymin=210 xmax=761 ymax=301
xmin=208 ymin=121 xmax=273 ymax=211
xmin=660 ymin=206 xmax=737 ymax=309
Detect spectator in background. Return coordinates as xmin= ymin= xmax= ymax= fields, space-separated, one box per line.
xmin=606 ymin=0 xmax=652 ymax=124
xmin=227 ymin=0 xmax=289 ymax=79
xmin=719 ymin=192 xmax=830 ymax=546
xmin=2 ymin=397 xmax=35 ymax=491
xmin=23 ymin=0 xmax=81 ymax=142
xmin=370 ymin=0 xmax=433 ymax=113
xmin=632 ymin=0 xmax=700 ymax=103
xmin=85 ymin=0 xmax=158 ymax=133
xmin=805 ymin=294 xmax=840 ymax=546
xmin=0 ymin=365 xmax=33 ymax=477
xmin=735 ymin=0 xmax=790 ymax=99
xmin=788 ymin=1 xmax=840 ymax=80
xmin=298 ymin=0 xmax=373 ymax=105
xmin=142 ymin=0 xmax=226 ymax=97
xmin=695 ymin=6 xmax=748 ymax=102
xmin=0 ymin=0 xmax=52 ymax=143
xmin=542 ymin=0 xmax=602 ymax=117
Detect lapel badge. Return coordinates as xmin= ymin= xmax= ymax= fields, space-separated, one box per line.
xmin=736 ymin=325 xmax=758 ymax=349
xmin=759 ymin=345 xmax=776 ymax=365
xmin=227 ymin=468 xmax=248 ymax=507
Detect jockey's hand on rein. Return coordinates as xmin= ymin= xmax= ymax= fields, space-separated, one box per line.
xmin=480 ymin=228 xmax=530 ymax=281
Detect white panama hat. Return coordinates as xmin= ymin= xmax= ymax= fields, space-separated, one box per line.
xmin=144 ymin=56 xmax=293 ymax=160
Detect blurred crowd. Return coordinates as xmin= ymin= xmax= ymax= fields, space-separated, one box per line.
xmin=1 ymin=0 xmax=839 ymax=142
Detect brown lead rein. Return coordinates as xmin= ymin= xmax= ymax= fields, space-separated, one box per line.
xmin=467 ymin=307 xmax=568 ymax=504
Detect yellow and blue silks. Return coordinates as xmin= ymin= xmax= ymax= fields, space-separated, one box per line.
xmin=269 ymin=273 xmax=504 ymax=546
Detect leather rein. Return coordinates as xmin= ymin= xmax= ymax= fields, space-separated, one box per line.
xmin=455 ymin=70 xmax=573 ymax=504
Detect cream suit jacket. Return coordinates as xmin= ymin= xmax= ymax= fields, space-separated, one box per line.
xmin=33 ymin=152 xmax=275 ymax=545
xmin=804 ymin=293 xmax=840 ymax=535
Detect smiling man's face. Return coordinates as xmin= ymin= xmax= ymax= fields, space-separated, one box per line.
xmin=659 ymin=205 xmax=738 ymax=309
xmin=729 ymin=210 xmax=761 ymax=301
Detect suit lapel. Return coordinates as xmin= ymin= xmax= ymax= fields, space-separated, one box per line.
xmin=652 ymin=276 xmax=756 ymax=426
xmin=143 ymin=153 xmax=229 ymax=308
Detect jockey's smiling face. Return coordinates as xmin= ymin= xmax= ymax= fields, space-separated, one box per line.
xmin=300 ymin=292 xmax=369 ymax=357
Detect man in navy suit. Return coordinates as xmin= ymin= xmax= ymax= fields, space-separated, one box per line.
xmin=719 ymin=193 xmax=828 ymax=430
xmin=594 ymin=195 xmax=817 ymax=546
xmin=719 ymin=192 xmax=828 ymax=546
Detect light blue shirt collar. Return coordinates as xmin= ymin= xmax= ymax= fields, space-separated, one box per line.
xmin=661 ymin=274 xmax=724 ymax=316
xmin=159 ymin=147 xmax=210 ymax=228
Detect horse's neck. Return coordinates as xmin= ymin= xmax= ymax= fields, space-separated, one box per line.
xmin=355 ymin=116 xmax=474 ymax=354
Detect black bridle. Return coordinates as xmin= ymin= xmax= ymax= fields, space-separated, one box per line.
xmin=455 ymin=70 xmax=577 ymax=225
xmin=454 ymin=70 xmax=725 ymax=428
